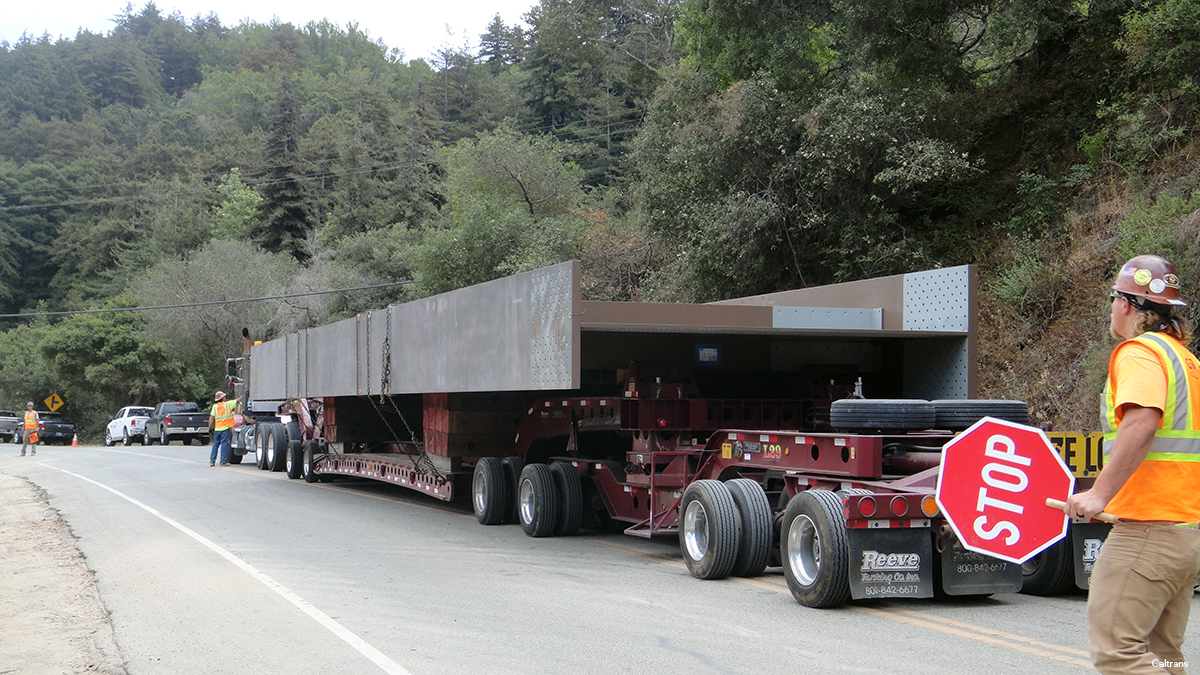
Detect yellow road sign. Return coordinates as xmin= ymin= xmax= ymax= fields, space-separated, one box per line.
xmin=44 ymin=393 xmax=63 ymax=412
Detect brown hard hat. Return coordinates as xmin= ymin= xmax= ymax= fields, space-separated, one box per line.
xmin=1113 ymin=254 xmax=1187 ymax=307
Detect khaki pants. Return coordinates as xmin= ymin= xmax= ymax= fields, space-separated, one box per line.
xmin=1089 ymin=521 xmax=1200 ymax=674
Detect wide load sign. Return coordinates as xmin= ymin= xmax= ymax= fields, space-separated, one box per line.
xmin=936 ymin=417 xmax=1074 ymax=564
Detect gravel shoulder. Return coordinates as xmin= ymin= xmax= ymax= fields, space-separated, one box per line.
xmin=0 ymin=468 xmax=127 ymax=675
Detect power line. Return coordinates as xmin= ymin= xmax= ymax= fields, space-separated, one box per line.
xmin=0 ymin=280 xmax=416 ymax=320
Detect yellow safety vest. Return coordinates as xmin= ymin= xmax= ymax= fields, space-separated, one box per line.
xmin=1102 ymin=331 xmax=1200 ymax=521
xmin=212 ymin=400 xmax=238 ymax=431
xmin=23 ymin=410 xmax=37 ymax=430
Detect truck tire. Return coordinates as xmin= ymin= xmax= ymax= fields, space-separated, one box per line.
xmin=285 ymin=438 xmax=304 ymax=479
xmin=500 ymin=457 xmax=525 ymax=524
xmin=268 ymin=423 xmax=287 ymax=472
xmin=1020 ymin=537 xmax=1075 ymax=596
xmin=679 ymin=480 xmax=741 ymax=580
xmin=160 ymin=428 xmax=170 ymax=446
xmin=518 ymin=464 xmax=559 ymax=537
xmin=228 ymin=451 xmax=243 ymax=465
xmin=122 ymin=429 xmax=133 ymax=446
xmin=302 ymin=441 xmax=320 ymax=483
xmin=782 ymin=489 xmax=851 ymax=608
xmin=550 ymin=462 xmax=582 ymax=536
xmin=931 ymin=399 xmax=1030 ymax=431
xmin=473 ymin=458 xmax=508 ymax=525
xmin=725 ymin=478 xmax=773 ymax=578
xmin=255 ymin=424 xmax=269 ymax=470
xmin=830 ymin=399 xmax=935 ymax=433
xmin=104 ymin=430 xmax=115 ymax=446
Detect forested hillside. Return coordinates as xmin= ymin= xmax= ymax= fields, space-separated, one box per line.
xmin=0 ymin=0 xmax=1196 ymax=438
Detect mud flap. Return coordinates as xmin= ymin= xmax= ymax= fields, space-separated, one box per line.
xmin=937 ymin=540 xmax=1022 ymax=595
xmin=847 ymin=528 xmax=934 ymax=600
xmin=1071 ymin=522 xmax=1111 ymax=590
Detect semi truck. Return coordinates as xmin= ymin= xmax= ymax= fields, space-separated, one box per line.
xmin=235 ymin=261 xmax=1058 ymax=608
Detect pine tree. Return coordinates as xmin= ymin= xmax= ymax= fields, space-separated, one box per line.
xmin=254 ymin=76 xmax=316 ymax=262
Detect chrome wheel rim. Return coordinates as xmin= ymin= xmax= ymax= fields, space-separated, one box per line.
xmin=518 ymin=479 xmax=535 ymax=525
xmin=787 ymin=514 xmax=821 ymax=586
xmin=682 ymin=499 xmax=710 ymax=562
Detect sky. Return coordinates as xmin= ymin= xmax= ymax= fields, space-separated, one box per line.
xmin=2 ymin=0 xmax=537 ymax=61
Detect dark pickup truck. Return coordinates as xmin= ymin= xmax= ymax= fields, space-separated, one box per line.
xmin=145 ymin=402 xmax=211 ymax=446
xmin=0 ymin=409 xmax=22 ymax=443
xmin=35 ymin=411 xmax=77 ymax=445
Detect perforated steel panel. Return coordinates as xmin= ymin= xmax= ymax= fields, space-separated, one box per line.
xmin=903 ymin=266 xmax=971 ymax=332
xmin=903 ymin=337 xmax=971 ymax=398
xmin=531 ymin=263 xmax=576 ymax=388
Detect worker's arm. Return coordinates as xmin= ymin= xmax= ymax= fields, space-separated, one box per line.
xmin=1064 ymin=404 xmax=1160 ymax=519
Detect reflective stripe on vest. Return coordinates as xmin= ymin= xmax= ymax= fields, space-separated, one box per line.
xmin=213 ymin=401 xmax=234 ymax=423
xmin=23 ymin=411 xmax=37 ymax=429
xmin=1102 ymin=332 xmax=1200 ymax=461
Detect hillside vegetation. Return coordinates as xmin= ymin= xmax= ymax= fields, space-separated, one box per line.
xmin=0 ymin=0 xmax=1197 ymax=438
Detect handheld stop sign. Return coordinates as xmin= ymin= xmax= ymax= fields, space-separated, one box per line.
xmin=936 ymin=417 xmax=1076 ymax=564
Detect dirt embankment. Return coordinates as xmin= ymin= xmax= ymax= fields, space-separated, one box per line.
xmin=0 ymin=469 xmax=126 ymax=675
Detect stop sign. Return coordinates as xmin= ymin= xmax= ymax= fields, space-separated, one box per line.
xmin=936 ymin=417 xmax=1075 ymax=564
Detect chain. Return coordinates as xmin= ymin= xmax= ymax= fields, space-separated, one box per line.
xmin=364 ymin=306 xmax=445 ymax=482
xmin=380 ymin=307 xmax=392 ymax=396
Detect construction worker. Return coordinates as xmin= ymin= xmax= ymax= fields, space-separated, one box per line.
xmin=20 ymin=402 xmax=38 ymax=456
xmin=208 ymin=391 xmax=239 ymax=467
xmin=1066 ymin=254 xmax=1200 ymax=674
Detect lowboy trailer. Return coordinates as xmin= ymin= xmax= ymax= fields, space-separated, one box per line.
xmin=243 ymin=261 xmax=1030 ymax=608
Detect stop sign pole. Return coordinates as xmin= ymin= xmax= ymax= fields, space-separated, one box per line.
xmin=936 ymin=417 xmax=1076 ymax=564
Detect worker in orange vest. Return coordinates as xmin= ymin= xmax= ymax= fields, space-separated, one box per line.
xmin=20 ymin=401 xmax=38 ymax=457
xmin=208 ymin=391 xmax=240 ymax=466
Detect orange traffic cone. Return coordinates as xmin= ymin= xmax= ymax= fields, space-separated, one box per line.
xmin=71 ymin=433 xmax=78 ymax=447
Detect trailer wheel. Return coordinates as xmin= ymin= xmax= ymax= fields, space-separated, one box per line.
xmin=679 ymin=480 xmax=741 ymax=580
xmin=782 ymin=489 xmax=851 ymax=608
xmin=830 ymin=399 xmax=936 ymax=433
xmin=518 ymin=464 xmax=560 ymax=537
xmin=550 ymin=462 xmax=582 ymax=537
xmin=931 ymin=399 xmax=1030 ymax=431
xmin=726 ymin=479 xmax=773 ymax=577
xmin=265 ymin=423 xmax=284 ymax=472
xmin=285 ymin=436 xmax=304 ymax=479
xmin=473 ymin=458 xmax=509 ymax=525
xmin=255 ymin=425 xmax=269 ymax=470
xmin=1020 ymin=537 xmax=1075 ymax=596
xmin=500 ymin=457 xmax=525 ymax=524
xmin=302 ymin=441 xmax=320 ymax=483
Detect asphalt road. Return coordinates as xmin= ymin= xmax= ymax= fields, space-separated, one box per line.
xmin=7 ymin=443 xmax=1199 ymax=674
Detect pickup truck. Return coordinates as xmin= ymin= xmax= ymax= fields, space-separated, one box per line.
xmin=105 ymin=406 xmax=154 ymax=446
xmin=145 ymin=402 xmax=211 ymax=446
xmin=35 ymin=411 xmax=76 ymax=445
xmin=0 ymin=410 xmax=20 ymax=443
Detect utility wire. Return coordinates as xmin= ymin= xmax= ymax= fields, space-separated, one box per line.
xmin=0 ymin=280 xmax=416 ymax=320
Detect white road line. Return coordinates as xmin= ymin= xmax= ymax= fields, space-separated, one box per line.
xmin=51 ymin=465 xmax=414 ymax=675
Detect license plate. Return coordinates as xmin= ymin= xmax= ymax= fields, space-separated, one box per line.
xmin=185 ymin=427 xmax=197 ymax=432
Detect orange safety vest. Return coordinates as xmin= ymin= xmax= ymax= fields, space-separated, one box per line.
xmin=23 ymin=410 xmax=38 ymax=430
xmin=212 ymin=400 xmax=238 ymax=431
xmin=1102 ymin=332 xmax=1200 ymax=521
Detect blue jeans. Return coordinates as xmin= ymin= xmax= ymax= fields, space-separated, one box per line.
xmin=210 ymin=428 xmax=232 ymax=464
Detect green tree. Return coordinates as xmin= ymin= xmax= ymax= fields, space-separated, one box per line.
xmin=39 ymin=297 xmax=185 ymax=436
xmin=254 ymin=75 xmax=317 ymax=261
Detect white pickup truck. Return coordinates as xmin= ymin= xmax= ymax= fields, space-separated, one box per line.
xmin=105 ymin=406 xmax=154 ymax=446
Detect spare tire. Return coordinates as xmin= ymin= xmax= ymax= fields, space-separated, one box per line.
xmin=931 ymin=399 xmax=1030 ymax=431
xmin=830 ymin=399 xmax=936 ymax=433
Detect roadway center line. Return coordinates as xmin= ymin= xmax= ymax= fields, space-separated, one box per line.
xmin=595 ymin=540 xmax=1091 ymax=667
xmin=45 ymin=464 xmax=414 ymax=675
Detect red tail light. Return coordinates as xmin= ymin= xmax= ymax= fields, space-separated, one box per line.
xmin=166 ymin=415 xmax=173 ymax=425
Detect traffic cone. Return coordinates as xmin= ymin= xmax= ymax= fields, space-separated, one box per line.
xmin=71 ymin=433 xmax=78 ymax=447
